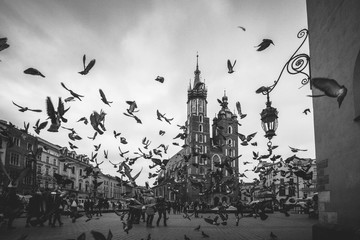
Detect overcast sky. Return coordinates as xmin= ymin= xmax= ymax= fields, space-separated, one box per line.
xmin=0 ymin=0 xmax=315 ymax=186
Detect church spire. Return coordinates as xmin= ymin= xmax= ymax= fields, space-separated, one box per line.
xmin=193 ymin=53 xmax=201 ymax=87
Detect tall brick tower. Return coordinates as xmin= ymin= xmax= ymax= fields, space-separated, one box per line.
xmin=184 ymin=55 xmax=212 ymax=200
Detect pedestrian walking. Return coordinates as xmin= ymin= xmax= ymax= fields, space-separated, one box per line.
xmin=51 ymin=190 xmax=64 ymax=227
xmin=145 ymin=198 xmax=156 ymax=228
xmin=25 ymin=191 xmax=44 ymax=227
xmin=70 ymin=196 xmax=78 ymax=223
xmin=156 ymin=197 xmax=167 ymax=227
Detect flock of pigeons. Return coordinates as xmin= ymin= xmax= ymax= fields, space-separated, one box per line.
xmin=0 ymin=25 xmax=348 ymax=240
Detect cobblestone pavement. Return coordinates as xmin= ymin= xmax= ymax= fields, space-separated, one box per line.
xmin=0 ymin=212 xmax=317 ymax=240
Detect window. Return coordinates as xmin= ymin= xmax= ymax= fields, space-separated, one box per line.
xmin=63 ymin=164 xmax=67 ymax=172
xmin=23 ymin=176 xmax=32 ymax=185
xmin=204 ymin=135 xmax=207 ymax=143
xmin=46 ymin=156 xmax=49 ymax=163
xmin=53 ymin=159 xmax=57 ymax=166
xmin=79 ymin=183 xmax=82 ymax=191
xmin=10 ymin=153 xmax=20 ymax=166
xmin=71 ymin=166 xmax=75 ymax=174
xmin=199 ymin=124 xmax=203 ymax=132
xmin=45 ymin=167 xmax=49 ymax=176
xmin=199 ymin=134 xmax=203 ymax=143
xmin=27 ymin=143 xmax=33 ymax=151
xmin=37 ymin=165 xmax=42 ymax=174
xmin=228 ymin=126 xmax=232 ymax=134
xmin=199 ymin=167 xmax=204 ymax=175
xmin=199 ymin=115 xmax=203 ymax=122
xmin=199 ymin=145 xmax=203 ymax=154
xmin=228 ymin=139 xmax=232 ymax=147
xmin=13 ymin=137 xmax=20 ymax=147
xmin=79 ymin=169 xmax=83 ymax=177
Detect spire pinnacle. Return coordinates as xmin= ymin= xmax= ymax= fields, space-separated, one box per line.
xmin=193 ymin=53 xmax=201 ymax=87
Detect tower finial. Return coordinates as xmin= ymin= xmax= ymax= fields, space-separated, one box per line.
xmin=193 ymin=52 xmax=201 ymax=86
xmin=196 ymin=52 xmax=199 ymax=71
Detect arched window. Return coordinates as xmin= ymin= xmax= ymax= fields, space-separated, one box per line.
xmin=228 ymin=126 xmax=232 ymax=134
xmin=228 ymin=139 xmax=232 ymax=146
xmin=199 ymin=134 xmax=203 ymax=143
xmin=199 ymin=115 xmax=203 ymax=123
xmin=199 ymin=145 xmax=203 ymax=153
xmin=353 ymin=49 xmax=360 ymax=120
xmin=199 ymin=124 xmax=203 ymax=132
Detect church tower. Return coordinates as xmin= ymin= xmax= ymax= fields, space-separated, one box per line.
xmin=185 ymin=54 xmax=211 ymax=178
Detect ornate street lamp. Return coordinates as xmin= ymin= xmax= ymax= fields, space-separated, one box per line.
xmin=260 ymin=93 xmax=278 ymax=140
xmin=256 ymin=29 xmax=310 ymax=144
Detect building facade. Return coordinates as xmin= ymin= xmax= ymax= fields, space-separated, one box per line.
xmin=307 ymin=0 xmax=360 ymax=238
xmin=154 ymin=57 xmax=240 ymax=206
xmin=0 ymin=120 xmax=38 ymax=194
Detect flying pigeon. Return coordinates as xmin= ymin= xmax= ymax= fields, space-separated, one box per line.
xmin=12 ymin=101 xmax=42 ymax=112
xmin=33 ymin=119 xmax=48 ymax=134
xmin=0 ymin=37 xmax=9 ymax=52
xmin=236 ymin=101 xmax=247 ymax=119
xmin=237 ymin=26 xmax=246 ymax=31
xmin=99 ymin=89 xmax=113 ymax=106
xmin=308 ymin=77 xmax=347 ymax=108
xmin=227 ymin=59 xmax=236 ymax=74
xmin=24 ymin=67 xmax=45 ymax=78
xmin=61 ymin=82 xmax=84 ymax=101
xmin=79 ymin=54 xmax=96 ymax=75
xmin=303 ymin=108 xmax=311 ymax=115
xmin=255 ymin=39 xmax=274 ymax=51
xmin=155 ymin=76 xmax=164 ymax=83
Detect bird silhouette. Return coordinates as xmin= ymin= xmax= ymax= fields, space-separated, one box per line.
xmin=114 ymin=130 xmax=121 ymax=138
xmin=99 ymin=89 xmax=113 ymax=106
xmin=77 ymin=117 xmax=88 ymax=125
xmin=33 ymin=119 xmax=48 ymax=134
xmin=61 ymin=82 xmax=84 ymax=101
xmin=94 ymin=143 xmax=101 ymax=151
xmin=201 ymin=231 xmax=210 ymax=238
xmin=126 ymin=101 xmax=138 ymax=114
xmin=90 ymin=230 xmax=113 ymax=240
xmin=53 ymin=173 xmax=74 ymax=188
xmin=46 ymin=97 xmax=69 ymax=132
xmin=0 ymin=37 xmax=9 ymax=52
xmin=237 ymin=26 xmax=246 ymax=31
xmin=87 ymin=131 xmax=98 ymax=140
xmin=68 ymin=142 xmax=78 ymax=149
xmin=236 ymin=101 xmax=247 ymax=119
xmin=79 ymin=54 xmax=96 ymax=75
xmin=303 ymin=108 xmax=311 ymax=115
xmin=308 ymin=77 xmax=347 ymax=108
xmin=227 ymin=59 xmax=236 ymax=74
xmin=289 ymin=146 xmax=307 ymax=152
xmin=64 ymin=96 xmax=75 ymax=103
xmin=90 ymin=110 xmax=107 ymax=134
xmin=24 ymin=67 xmax=45 ymax=77
xmin=12 ymin=101 xmax=42 ymax=112
xmin=255 ymin=39 xmax=274 ymax=51
xmin=155 ymin=76 xmax=164 ymax=83
xmin=194 ymin=225 xmax=201 ymax=231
